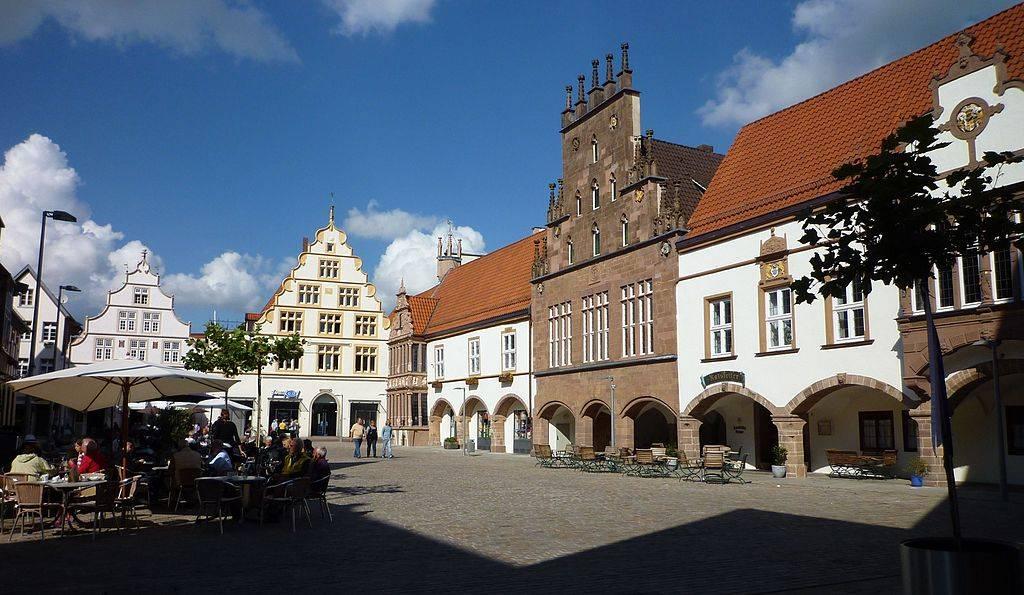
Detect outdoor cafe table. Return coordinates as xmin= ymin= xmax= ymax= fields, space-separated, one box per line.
xmin=216 ymin=475 xmax=266 ymax=511
xmin=27 ymin=479 xmax=106 ymax=536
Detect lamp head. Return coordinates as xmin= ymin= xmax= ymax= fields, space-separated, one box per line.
xmin=48 ymin=210 xmax=77 ymax=223
xmin=61 ymin=285 xmax=81 ymax=292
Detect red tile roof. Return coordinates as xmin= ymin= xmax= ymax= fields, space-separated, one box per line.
xmin=686 ymin=3 xmax=1024 ymax=242
xmin=409 ymin=230 xmax=541 ymax=337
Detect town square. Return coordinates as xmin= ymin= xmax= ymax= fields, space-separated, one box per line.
xmin=0 ymin=1 xmax=1023 ymax=593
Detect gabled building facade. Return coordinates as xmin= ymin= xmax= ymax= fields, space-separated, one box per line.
xmin=235 ymin=208 xmax=389 ymax=437
xmin=530 ymin=45 xmax=723 ymax=454
xmin=68 ymin=251 xmax=192 ymax=368
xmin=675 ymin=4 xmax=1024 ymax=485
xmin=389 ymin=228 xmax=538 ymax=453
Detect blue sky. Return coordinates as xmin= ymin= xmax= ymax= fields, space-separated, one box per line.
xmin=0 ymin=0 xmax=1013 ymax=324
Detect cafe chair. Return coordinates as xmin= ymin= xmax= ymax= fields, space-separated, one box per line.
xmin=115 ymin=476 xmax=144 ymax=530
xmin=8 ymin=482 xmax=62 ymax=541
xmin=66 ymin=481 xmax=119 ymax=540
xmin=170 ymin=467 xmax=201 ymax=512
xmin=308 ymin=476 xmax=332 ymax=523
xmin=286 ymin=477 xmax=313 ymax=533
xmin=194 ymin=478 xmax=241 ymax=535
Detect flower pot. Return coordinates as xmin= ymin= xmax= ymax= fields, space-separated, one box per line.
xmin=910 ymin=474 xmax=924 ymax=487
xmin=771 ymin=464 xmax=787 ymax=478
xmin=901 ymin=537 xmax=1020 ymax=594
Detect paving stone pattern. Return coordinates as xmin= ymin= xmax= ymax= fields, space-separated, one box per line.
xmin=1 ymin=444 xmax=1021 ymax=594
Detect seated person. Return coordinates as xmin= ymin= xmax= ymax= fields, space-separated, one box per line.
xmin=277 ymin=438 xmax=310 ymax=480
xmin=208 ymin=441 xmax=234 ymax=475
xmin=9 ymin=436 xmax=54 ymax=480
xmin=169 ymin=439 xmax=203 ymax=474
xmin=71 ymin=438 xmax=108 ymax=475
xmin=310 ymin=447 xmax=330 ymax=486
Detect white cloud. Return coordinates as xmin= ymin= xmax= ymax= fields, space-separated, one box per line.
xmin=0 ymin=133 xmax=282 ymax=320
xmin=0 ymin=0 xmax=299 ymax=63
xmin=373 ymin=221 xmax=485 ymax=311
xmin=342 ymin=200 xmax=438 ymax=240
xmin=322 ymin=0 xmax=435 ymax=36
xmin=698 ymin=0 xmax=1014 ymax=127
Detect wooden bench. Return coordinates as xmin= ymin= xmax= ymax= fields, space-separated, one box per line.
xmin=826 ymin=449 xmax=897 ymax=479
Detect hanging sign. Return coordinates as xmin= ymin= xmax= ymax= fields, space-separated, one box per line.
xmin=700 ymin=371 xmax=745 ymax=388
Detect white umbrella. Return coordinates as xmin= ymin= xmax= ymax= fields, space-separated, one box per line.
xmin=8 ymin=360 xmax=238 ymax=468
xmin=194 ymin=398 xmax=252 ymax=411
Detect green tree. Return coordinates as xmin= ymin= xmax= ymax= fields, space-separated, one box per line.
xmin=792 ymin=113 xmax=1022 ymax=543
xmin=184 ymin=322 xmax=304 ymax=438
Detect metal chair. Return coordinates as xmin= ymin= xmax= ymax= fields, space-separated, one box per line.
xmin=66 ymin=481 xmax=119 ymax=540
xmin=703 ymin=450 xmax=726 ymax=484
xmin=8 ymin=482 xmax=62 ymax=541
xmin=115 ymin=476 xmax=144 ymax=530
xmin=285 ymin=477 xmax=313 ymax=533
xmin=258 ymin=479 xmax=293 ymax=527
xmin=169 ymin=467 xmax=201 ymax=512
xmin=194 ymin=478 xmax=241 ymax=534
xmin=308 ymin=476 xmax=332 ymax=523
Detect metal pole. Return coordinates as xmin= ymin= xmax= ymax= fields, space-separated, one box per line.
xmin=989 ymin=340 xmax=1009 ymax=502
xmin=23 ymin=212 xmax=48 ymax=435
xmin=603 ymin=376 xmax=615 ymax=448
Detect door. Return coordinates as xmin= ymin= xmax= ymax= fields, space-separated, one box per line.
xmin=311 ymin=394 xmax=338 ymax=436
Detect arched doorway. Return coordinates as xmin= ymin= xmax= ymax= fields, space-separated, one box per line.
xmin=581 ymin=401 xmax=612 ymax=452
xmin=685 ymin=383 xmax=783 ymax=470
xmin=538 ymin=402 xmax=575 ymax=452
xmin=623 ymin=397 xmax=678 ymax=450
xmin=311 ymin=394 xmax=338 ymax=437
xmin=494 ymin=394 xmax=530 ymax=454
xmin=700 ymin=410 xmax=727 ymax=447
xmin=429 ymin=399 xmax=457 ymax=447
xmin=462 ymin=397 xmax=491 ymax=451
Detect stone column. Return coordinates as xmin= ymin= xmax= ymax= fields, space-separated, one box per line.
xmin=491 ymin=414 xmax=507 ymax=453
xmin=577 ymin=415 xmax=594 ymax=447
xmin=533 ymin=417 xmax=550 ymax=447
xmin=910 ymin=402 xmax=947 ymax=487
xmin=455 ymin=415 xmax=465 ymax=444
xmin=428 ymin=415 xmax=441 ymax=447
xmin=678 ymin=415 xmax=702 ymax=462
xmin=616 ymin=416 xmax=634 ymax=450
xmin=772 ymin=415 xmax=807 ymax=478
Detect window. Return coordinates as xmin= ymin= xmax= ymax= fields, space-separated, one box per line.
xmin=127 ymin=339 xmax=147 ymax=361
xmin=547 ymin=302 xmax=572 ymax=367
xmin=621 ymin=280 xmax=653 ymax=357
xmin=355 ymin=346 xmax=377 ymax=374
xmin=94 ymin=338 xmax=113 ymax=360
xmin=591 ymin=181 xmax=600 ymax=210
xmin=318 ymin=312 xmax=343 ymax=335
xmin=326 ymin=242 xmax=334 ymax=253
xmin=319 ymin=258 xmax=340 ymax=279
xmin=20 ymin=330 xmax=31 ymax=341
xmin=708 ymin=297 xmax=733 ymax=357
xmin=993 ymin=248 xmax=1014 ymax=301
xmin=575 ymin=191 xmax=581 ymax=216
xmin=42 ymin=322 xmax=57 ymax=343
xmin=278 ymin=355 xmax=300 ymax=371
xmin=118 ymin=310 xmax=136 ymax=332
xmin=298 ymin=284 xmax=320 ymax=305
xmin=591 ymin=136 xmax=599 ymax=163
xmin=133 ymin=287 xmax=149 ymax=305
xmin=468 ymin=338 xmax=480 ymax=375
xmin=39 ymin=359 xmax=54 ymax=374
xmin=338 ymin=287 xmax=360 ymax=308
xmin=434 ymin=345 xmax=445 ymax=378
xmin=859 ymin=411 xmax=895 ymax=451
xmin=961 ymin=252 xmax=983 ymax=304
xmin=317 ymin=344 xmax=342 ymax=372
xmin=765 ymin=287 xmax=793 ymax=350
xmin=18 ymin=358 xmax=29 ymax=377
xmin=567 ymin=238 xmax=574 ymax=265
xmin=621 ymin=215 xmax=629 ymax=247
xmin=901 ymin=410 xmax=918 ymax=452
xmin=1007 ymin=406 xmax=1024 ymax=455
xmin=592 ymin=224 xmax=601 ymax=257
xmin=411 ymin=344 xmax=421 ymax=372
xmin=18 ymin=288 xmax=33 ymax=307
xmin=833 ymin=280 xmax=865 ymax=341
xmin=355 ymin=315 xmax=377 ymax=337
xmin=502 ymin=331 xmax=517 ymax=370
xmin=279 ymin=310 xmax=303 ymax=333
xmin=912 ymin=280 xmax=928 ymax=313
xmin=936 ymin=265 xmax=955 ymax=310
xmin=411 ymin=394 xmax=420 ymax=427
xmin=162 ymin=341 xmax=181 ymax=364
xmin=582 ymin=292 xmax=609 ymax=363
xmin=610 ymin=174 xmax=617 ymax=202
xmin=142 ymin=312 xmax=161 ymax=334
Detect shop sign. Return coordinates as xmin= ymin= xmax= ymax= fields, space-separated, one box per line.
xmin=271 ymin=389 xmax=302 ymax=399
xmin=700 ymin=370 xmax=745 ymax=389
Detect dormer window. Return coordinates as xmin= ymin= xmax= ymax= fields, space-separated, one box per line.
xmin=591 ymin=136 xmax=599 ymax=163
xmin=591 ymin=180 xmax=600 ymax=210
xmin=326 ymin=242 xmax=335 ymax=253
xmin=592 ymin=224 xmax=601 ymax=257
xmin=133 ymin=287 xmax=149 ymax=305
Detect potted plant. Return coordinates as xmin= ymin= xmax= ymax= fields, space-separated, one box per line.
xmin=769 ymin=445 xmax=788 ymax=478
xmin=466 ymin=376 xmax=480 ymax=388
xmin=906 ymin=458 xmax=928 ymax=487
xmin=443 ymin=436 xmax=460 ymax=450
xmin=498 ymin=370 xmax=514 ymax=383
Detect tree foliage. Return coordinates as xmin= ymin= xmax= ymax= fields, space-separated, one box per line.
xmin=792 ymin=113 xmax=1023 ymax=304
xmin=184 ymin=322 xmax=304 ymax=378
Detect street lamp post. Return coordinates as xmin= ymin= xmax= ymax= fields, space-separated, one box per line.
xmin=55 ymin=285 xmax=80 ymax=370
xmin=455 ymin=387 xmax=467 ymax=456
xmin=25 ymin=210 xmax=77 ymax=434
xmin=973 ymin=338 xmax=1008 ymax=502
xmin=603 ymin=376 xmax=616 ymax=448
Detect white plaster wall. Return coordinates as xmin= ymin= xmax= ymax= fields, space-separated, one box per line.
xmin=804 ymin=386 xmax=912 ymax=474
xmin=677 ymin=219 xmax=908 ymax=412
xmin=952 ymin=375 xmax=1024 ymax=485
xmin=12 ymin=269 xmax=72 ymax=371
xmin=549 ymin=408 xmax=574 ymax=452
xmin=704 ymin=395 xmax=757 ymax=468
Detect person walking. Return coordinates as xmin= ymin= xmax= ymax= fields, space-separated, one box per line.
xmin=350 ymin=418 xmax=365 ymax=458
xmin=381 ymin=419 xmax=394 ymax=459
xmin=365 ymin=421 xmax=378 ymax=457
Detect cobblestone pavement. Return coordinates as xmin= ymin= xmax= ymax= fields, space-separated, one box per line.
xmin=1 ymin=444 xmax=1021 ymax=593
